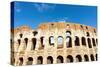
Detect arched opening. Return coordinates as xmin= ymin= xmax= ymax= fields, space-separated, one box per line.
xmin=96 ymin=54 xmax=97 ymax=61
xmin=75 ymin=36 xmax=80 ymax=46
xmin=86 ymin=26 xmax=88 ymax=29
xmin=19 ymin=57 xmax=23 ymax=66
xmin=84 ymin=55 xmax=89 ymax=61
xmin=82 ymin=37 xmax=86 ymax=46
xmin=57 ymin=55 xmax=63 ymax=63
xmin=24 ymin=38 xmax=28 ymax=47
xmin=32 ymin=38 xmax=37 ymax=50
xmin=37 ymin=56 xmax=43 ymax=64
xmin=92 ymin=38 xmax=96 ymax=46
xmin=66 ymin=31 xmax=71 ymax=36
xmin=40 ymin=37 xmax=45 ymax=48
xmin=66 ymin=36 xmax=72 ymax=48
xmin=19 ymin=33 xmax=23 ymax=38
xmin=80 ymin=25 xmax=83 ymax=28
xmin=57 ymin=36 xmax=63 ymax=48
xmin=18 ymin=39 xmax=21 ymax=46
xmin=90 ymin=54 xmax=95 ymax=61
xmin=96 ymin=39 xmax=98 ymax=45
xmin=47 ymin=56 xmax=53 ymax=64
xmin=27 ymin=57 xmax=33 ymax=65
xmin=67 ymin=55 xmax=73 ymax=62
xmin=33 ymin=31 xmax=38 ymax=36
xmin=87 ymin=38 xmax=92 ymax=48
xmin=86 ymin=32 xmax=90 ymax=36
xmin=76 ymin=55 xmax=82 ymax=62
xmin=49 ymin=36 xmax=54 ymax=46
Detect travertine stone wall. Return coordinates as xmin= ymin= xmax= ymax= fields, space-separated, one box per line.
xmin=11 ymin=22 xmax=97 ymax=66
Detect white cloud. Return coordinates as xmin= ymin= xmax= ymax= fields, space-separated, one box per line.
xmin=33 ymin=3 xmax=56 ymax=12
xmin=16 ymin=8 xmax=21 ymax=13
xmin=58 ymin=17 xmax=68 ymax=22
xmin=51 ymin=17 xmax=68 ymax=22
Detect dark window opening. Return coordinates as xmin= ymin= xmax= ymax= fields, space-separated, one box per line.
xmin=19 ymin=33 xmax=23 ymax=38
xmin=87 ymin=38 xmax=92 ymax=48
xmin=24 ymin=38 xmax=28 ymax=47
xmin=67 ymin=55 xmax=73 ymax=62
xmin=82 ymin=37 xmax=86 ymax=46
xmin=76 ymin=55 xmax=82 ymax=62
xmin=18 ymin=39 xmax=21 ymax=45
xmin=86 ymin=26 xmax=88 ymax=29
xmin=90 ymin=54 xmax=95 ymax=61
xmin=32 ymin=38 xmax=37 ymax=50
xmin=75 ymin=36 xmax=80 ymax=46
xmin=66 ymin=36 xmax=72 ymax=48
xmin=92 ymin=38 xmax=96 ymax=46
xmin=37 ymin=56 xmax=43 ymax=64
xmin=27 ymin=57 xmax=33 ymax=65
xmin=47 ymin=56 xmax=53 ymax=64
xmin=57 ymin=56 xmax=63 ymax=63
xmin=33 ymin=31 xmax=38 ymax=36
xmin=96 ymin=54 xmax=98 ymax=61
xmin=94 ymin=29 xmax=96 ymax=33
xmin=40 ymin=37 xmax=44 ymax=48
xmin=51 ymin=23 xmax=54 ymax=26
xmin=86 ymin=32 xmax=90 ymax=36
xmin=96 ymin=39 xmax=98 ymax=45
xmin=80 ymin=25 xmax=83 ymax=28
xmin=84 ymin=55 xmax=89 ymax=61
xmin=19 ymin=57 xmax=23 ymax=66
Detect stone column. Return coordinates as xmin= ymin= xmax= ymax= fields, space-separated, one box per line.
xmin=43 ymin=56 xmax=47 ymax=64
xmin=53 ymin=56 xmax=57 ymax=64
xmin=26 ymin=40 xmax=32 ymax=51
xmin=18 ymin=40 xmax=25 ymax=52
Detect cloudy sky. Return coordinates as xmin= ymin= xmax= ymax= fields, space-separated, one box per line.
xmin=11 ymin=1 xmax=97 ymax=29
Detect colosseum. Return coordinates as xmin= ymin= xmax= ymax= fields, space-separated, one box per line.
xmin=11 ymin=22 xmax=98 ymax=66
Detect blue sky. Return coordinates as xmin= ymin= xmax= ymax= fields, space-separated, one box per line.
xmin=12 ymin=1 xmax=97 ymax=29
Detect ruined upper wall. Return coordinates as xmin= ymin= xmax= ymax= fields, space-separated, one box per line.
xmin=11 ymin=26 xmax=32 ymax=34
xmin=12 ymin=22 xmax=97 ymax=35
xmin=38 ymin=22 xmax=96 ymax=33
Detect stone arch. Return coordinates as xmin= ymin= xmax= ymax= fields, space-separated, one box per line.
xmin=19 ymin=33 xmax=23 ymax=38
xmin=57 ymin=36 xmax=63 ymax=48
xmin=27 ymin=57 xmax=33 ymax=65
xmin=96 ymin=39 xmax=98 ymax=45
xmin=82 ymin=37 xmax=86 ymax=46
xmin=90 ymin=54 xmax=95 ymax=61
xmin=32 ymin=38 xmax=37 ymax=50
xmin=57 ymin=55 xmax=64 ymax=63
xmin=87 ymin=38 xmax=92 ymax=48
xmin=19 ymin=57 xmax=23 ymax=66
xmin=66 ymin=31 xmax=71 ymax=36
xmin=76 ymin=55 xmax=82 ymax=62
xmin=40 ymin=37 xmax=45 ymax=48
xmin=86 ymin=32 xmax=90 ymax=36
xmin=66 ymin=36 xmax=72 ymax=48
xmin=49 ymin=36 xmax=54 ymax=46
xmin=17 ymin=39 xmax=21 ymax=47
xmin=67 ymin=55 xmax=73 ymax=62
xmin=96 ymin=54 xmax=98 ymax=61
xmin=33 ymin=31 xmax=38 ymax=36
xmin=37 ymin=56 xmax=43 ymax=64
xmin=24 ymin=38 xmax=28 ymax=47
xmin=84 ymin=55 xmax=89 ymax=61
xmin=47 ymin=56 xmax=53 ymax=64
xmin=92 ymin=38 xmax=96 ymax=46
xmin=75 ymin=36 xmax=80 ymax=46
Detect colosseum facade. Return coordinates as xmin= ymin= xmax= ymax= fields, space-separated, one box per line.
xmin=11 ymin=22 xmax=98 ymax=66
